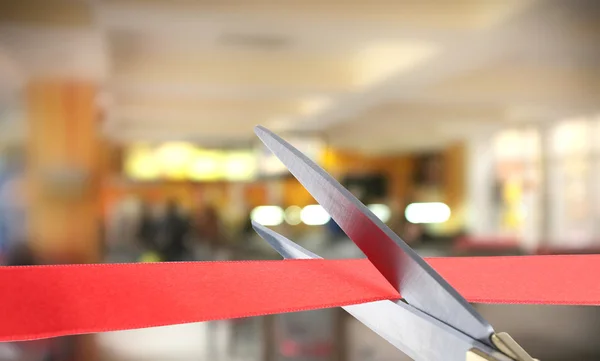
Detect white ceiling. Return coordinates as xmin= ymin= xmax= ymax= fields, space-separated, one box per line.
xmin=0 ymin=0 xmax=599 ymax=154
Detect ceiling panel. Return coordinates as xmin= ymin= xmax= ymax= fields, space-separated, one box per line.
xmin=0 ymin=25 xmax=107 ymax=80
xmin=102 ymin=0 xmax=531 ymax=30
xmin=2 ymin=0 xmax=598 ymax=154
xmin=428 ymin=65 xmax=600 ymax=105
xmin=359 ymin=102 xmax=506 ymax=123
xmin=112 ymin=55 xmax=355 ymax=91
xmin=114 ymin=98 xmax=300 ymax=113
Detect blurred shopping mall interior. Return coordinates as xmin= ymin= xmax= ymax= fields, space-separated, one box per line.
xmin=1 ymin=0 xmax=600 ymax=360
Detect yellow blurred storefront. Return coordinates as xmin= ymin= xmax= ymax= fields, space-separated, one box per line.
xmin=103 ymin=135 xmax=469 ymax=242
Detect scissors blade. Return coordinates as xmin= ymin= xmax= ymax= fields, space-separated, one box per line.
xmin=254 ymin=125 xmax=494 ymax=344
xmin=252 ymin=222 xmax=509 ymax=361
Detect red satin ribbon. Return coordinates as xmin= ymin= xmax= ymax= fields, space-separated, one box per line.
xmin=0 ymin=255 xmax=599 ymax=342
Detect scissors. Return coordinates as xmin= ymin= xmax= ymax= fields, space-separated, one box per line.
xmin=251 ymin=125 xmax=537 ymax=361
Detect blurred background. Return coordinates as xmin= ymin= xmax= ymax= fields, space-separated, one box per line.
xmin=0 ymin=0 xmax=600 ymax=360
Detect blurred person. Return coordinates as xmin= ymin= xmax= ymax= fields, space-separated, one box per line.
xmin=195 ymin=204 xmax=228 ymax=259
xmin=136 ymin=200 xmax=163 ymax=262
xmin=402 ymin=221 xmax=425 ymax=245
xmin=4 ymin=243 xmax=37 ymax=267
xmin=387 ymin=198 xmax=407 ymax=237
xmin=156 ymin=199 xmax=190 ymax=262
xmin=192 ymin=202 xmax=232 ymax=359
xmin=0 ymin=154 xmax=27 ymax=260
xmin=240 ymin=205 xmax=257 ymax=242
xmin=137 ymin=201 xmax=158 ymax=250
xmin=104 ymin=196 xmax=143 ymax=263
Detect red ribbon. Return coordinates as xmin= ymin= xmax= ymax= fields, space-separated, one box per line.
xmin=0 ymin=255 xmax=599 ymax=342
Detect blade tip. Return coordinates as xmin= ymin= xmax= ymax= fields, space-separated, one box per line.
xmin=251 ymin=220 xmax=271 ymax=236
xmin=254 ymin=125 xmax=269 ymax=136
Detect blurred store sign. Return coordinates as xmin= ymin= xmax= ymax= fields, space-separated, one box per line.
xmin=123 ymin=136 xmax=323 ymax=181
xmin=123 ymin=142 xmax=257 ymax=182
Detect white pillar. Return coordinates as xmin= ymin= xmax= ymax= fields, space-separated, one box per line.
xmin=539 ymin=122 xmax=555 ymax=248
xmin=590 ymin=118 xmax=600 ymax=243
xmin=466 ymin=135 xmax=495 ymax=235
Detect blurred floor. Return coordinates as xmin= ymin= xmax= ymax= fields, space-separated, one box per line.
xmin=97 ymin=321 xmax=251 ymax=361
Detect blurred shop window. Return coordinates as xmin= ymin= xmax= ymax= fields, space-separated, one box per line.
xmin=491 ymin=128 xmax=541 ymax=242
xmin=409 ymin=153 xmax=457 ymax=240
xmin=547 ymin=118 xmax=596 ymax=247
xmin=341 ymin=173 xmax=388 ymax=204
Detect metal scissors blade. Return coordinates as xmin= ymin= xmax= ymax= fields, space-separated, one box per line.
xmin=252 ymin=222 xmax=511 ymax=361
xmin=254 ymin=125 xmax=494 ymax=344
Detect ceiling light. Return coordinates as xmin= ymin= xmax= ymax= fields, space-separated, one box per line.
xmin=405 ymin=202 xmax=451 ymax=224
xmin=368 ymin=204 xmax=391 ymax=223
xmin=300 ymin=205 xmax=331 ymax=226
xmin=284 ymin=206 xmax=302 ymax=225
xmin=251 ymin=206 xmax=284 ymax=226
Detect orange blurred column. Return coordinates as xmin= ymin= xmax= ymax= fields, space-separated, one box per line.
xmin=26 ymin=80 xmax=101 ymax=264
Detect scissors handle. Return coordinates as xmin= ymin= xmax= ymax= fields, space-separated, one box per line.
xmin=492 ymin=332 xmax=538 ymax=361
xmin=467 ymin=349 xmax=504 ymax=361
xmin=467 ymin=351 xmax=539 ymax=361
xmin=467 ymin=332 xmax=540 ymax=361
